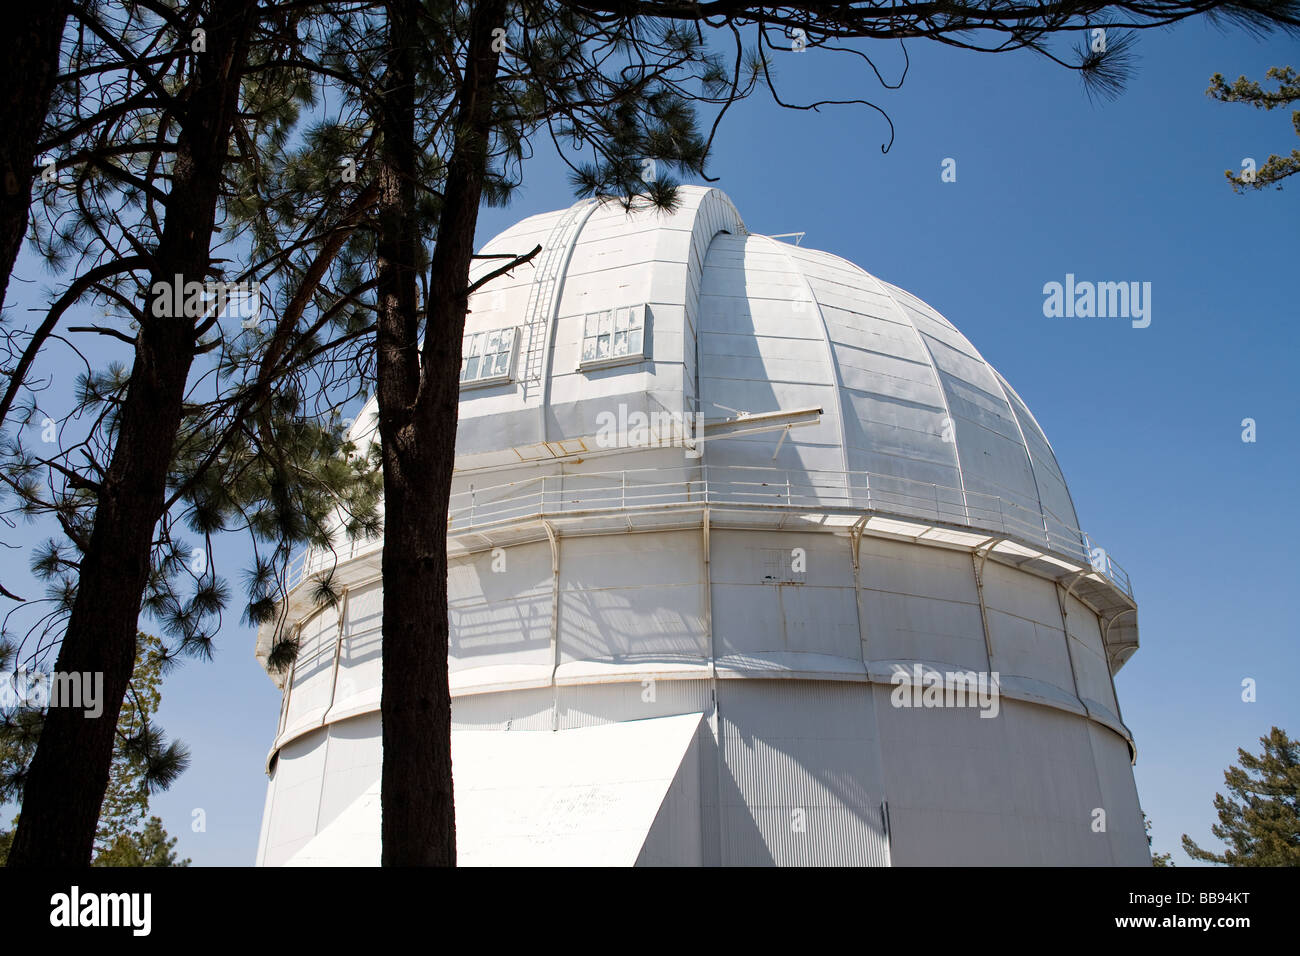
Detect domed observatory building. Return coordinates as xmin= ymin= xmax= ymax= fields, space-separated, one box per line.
xmin=254 ymin=186 xmax=1147 ymax=866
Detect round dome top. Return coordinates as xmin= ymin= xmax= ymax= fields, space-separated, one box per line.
xmin=432 ymin=186 xmax=1086 ymax=554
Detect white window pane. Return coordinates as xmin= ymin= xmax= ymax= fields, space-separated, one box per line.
xmin=628 ymin=305 xmax=643 ymax=330
xmin=464 ymin=355 xmax=481 ymax=380
xmin=485 ymin=330 xmax=500 ymax=353
xmin=465 ymin=332 xmax=481 ymax=356
xmin=584 ymin=313 xmax=599 ymax=337
xmin=613 ymin=330 xmax=628 ymax=356
xmin=615 ymin=307 xmax=630 ymax=330
xmin=492 ymin=352 xmax=509 ymax=375
xmin=500 ymin=328 xmax=514 ymax=350
xmin=598 ymin=311 xmax=612 ymax=335
xmin=582 ymin=337 xmax=597 ymax=361
xmin=627 ymin=329 xmax=642 ymax=356
xmin=597 ymin=334 xmax=611 ymax=358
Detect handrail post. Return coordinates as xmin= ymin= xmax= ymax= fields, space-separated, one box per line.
xmin=469 ymin=483 xmax=475 ymax=527
xmin=621 ymin=470 xmax=626 ymax=511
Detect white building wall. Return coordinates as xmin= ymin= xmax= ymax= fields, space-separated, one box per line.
xmin=858 ymin=537 xmax=988 ymax=672
xmin=558 ymin=529 xmax=707 ymax=667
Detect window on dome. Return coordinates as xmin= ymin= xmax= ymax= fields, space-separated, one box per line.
xmin=460 ymin=327 xmax=517 ymax=387
xmin=579 ymin=304 xmax=647 ymax=370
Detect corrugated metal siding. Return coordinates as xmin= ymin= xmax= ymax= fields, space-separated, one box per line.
xmin=636 ymin=723 xmax=705 ymax=866
xmin=452 ymin=686 xmax=554 ymax=731
xmin=556 ymin=679 xmax=713 ymax=730
xmin=874 ymin=689 xmax=1112 ymax=865
xmin=1087 ymin=721 xmax=1150 ymax=865
xmin=716 ymin=680 xmax=889 ymax=866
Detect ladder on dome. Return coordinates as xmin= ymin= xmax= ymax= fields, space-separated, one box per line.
xmin=517 ymin=200 xmax=594 ymax=402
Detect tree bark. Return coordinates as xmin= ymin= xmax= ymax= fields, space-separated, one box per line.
xmin=0 ymin=3 xmax=72 ymax=311
xmin=377 ymin=0 xmax=505 ymax=866
xmin=7 ymin=0 xmax=257 ymax=867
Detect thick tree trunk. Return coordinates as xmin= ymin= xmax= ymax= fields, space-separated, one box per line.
xmin=7 ymin=0 xmax=257 ymax=867
xmin=0 ymin=3 xmax=71 ymax=310
xmin=377 ymin=0 xmax=504 ymax=866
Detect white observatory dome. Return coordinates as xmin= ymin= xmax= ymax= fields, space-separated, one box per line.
xmin=255 ymin=187 xmax=1146 ymax=867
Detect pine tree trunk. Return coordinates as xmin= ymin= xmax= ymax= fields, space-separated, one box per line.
xmin=6 ymin=0 xmax=257 ymax=867
xmin=377 ymin=0 xmax=504 ymax=866
xmin=0 ymin=4 xmax=71 ymax=310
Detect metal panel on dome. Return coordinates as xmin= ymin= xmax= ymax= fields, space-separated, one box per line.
xmin=709 ymin=529 xmax=861 ymax=666
xmin=281 ymin=605 xmax=337 ymax=737
xmin=330 ymin=581 xmax=382 ymax=719
xmin=996 ymin=371 xmax=1082 ymax=536
xmin=1063 ymin=591 xmax=1120 ymax=716
xmin=981 ymin=561 xmax=1076 ymax=693
xmin=557 ymin=530 xmax=708 ymax=666
xmin=448 ymin=542 xmax=553 ymax=681
xmin=316 ymin=713 xmax=382 ymax=839
xmin=259 ymin=728 xmax=330 ymax=867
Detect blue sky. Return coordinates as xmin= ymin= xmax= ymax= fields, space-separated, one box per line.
xmin=3 ymin=19 xmax=1297 ymax=865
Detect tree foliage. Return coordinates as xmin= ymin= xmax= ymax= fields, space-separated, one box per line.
xmin=1209 ymin=65 xmax=1300 ymax=191
xmin=2 ymin=0 xmax=384 ymax=865
xmin=1 ymin=632 xmax=188 ymax=866
xmin=1182 ymin=726 xmax=1300 ymax=866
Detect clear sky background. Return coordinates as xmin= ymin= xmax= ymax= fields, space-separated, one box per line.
xmin=2 ymin=19 xmax=1296 ymax=865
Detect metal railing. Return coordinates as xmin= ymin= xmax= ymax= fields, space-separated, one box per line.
xmin=287 ymin=463 xmax=1132 ymax=599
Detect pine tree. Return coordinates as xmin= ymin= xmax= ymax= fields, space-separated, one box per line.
xmin=0 ymin=5 xmax=72 ymax=312
xmin=1182 ymin=727 xmax=1300 ymax=866
xmin=92 ymin=634 xmax=189 ymax=858
xmin=2 ymin=0 xmax=383 ymax=865
xmin=1 ymin=632 xmax=189 ymax=866
xmin=1209 ymin=66 xmax=1300 ymax=191
xmin=92 ymin=817 xmax=190 ymax=867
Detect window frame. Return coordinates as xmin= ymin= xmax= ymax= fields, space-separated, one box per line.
xmin=578 ymin=304 xmax=648 ymax=371
xmin=460 ymin=326 xmax=519 ymax=388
